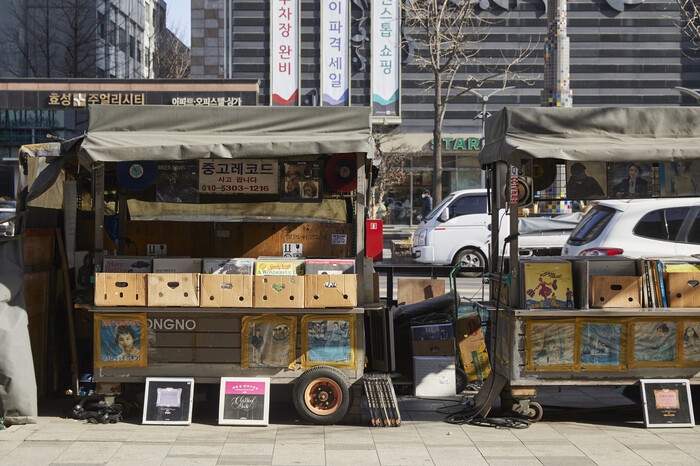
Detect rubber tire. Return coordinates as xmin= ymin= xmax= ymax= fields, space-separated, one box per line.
xmin=514 ymin=401 xmax=543 ymax=422
xmin=454 ymin=248 xmax=487 ymax=278
xmin=293 ymin=366 xmax=352 ymax=425
xmin=455 ymin=367 xmax=469 ymax=394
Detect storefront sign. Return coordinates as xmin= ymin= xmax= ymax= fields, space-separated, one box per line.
xmin=199 ymin=160 xmax=279 ymax=194
xmin=371 ymin=0 xmax=400 ymax=118
xmin=271 ymin=0 xmax=299 ymax=105
xmin=430 ymin=137 xmax=482 ymax=151
xmin=171 ymin=97 xmax=241 ymax=106
xmin=47 ymin=92 xmax=145 ymax=108
xmin=321 ymin=0 xmax=349 ymax=106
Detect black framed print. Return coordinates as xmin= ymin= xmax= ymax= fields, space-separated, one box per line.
xmin=218 ymin=377 xmax=270 ymax=426
xmin=641 ymin=379 xmax=695 ymax=428
xmin=281 ymin=161 xmax=323 ymax=202
xmin=142 ymin=377 xmax=195 ymax=425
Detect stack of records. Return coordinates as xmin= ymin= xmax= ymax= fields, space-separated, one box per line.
xmin=363 ymin=373 xmax=401 ymax=427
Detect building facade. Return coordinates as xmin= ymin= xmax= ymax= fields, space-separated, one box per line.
xmin=190 ymin=0 xmax=700 ymax=226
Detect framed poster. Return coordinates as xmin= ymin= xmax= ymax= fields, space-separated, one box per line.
xmin=281 ymin=161 xmax=323 ymax=202
xmin=565 ymin=161 xmax=607 ymax=200
xmin=93 ymin=313 xmax=147 ymax=368
xmin=641 ymin=379 xmax=694 ymax=428
xmin=156 ymin=161 xmax=200 ymax=203
xmin=522 ymin=261 xmax=574 ymax=309
xmin=680 ymin=321 xmax=700 ymax=365
xmin=609 ymin=162 xmax=652 ymax=199
xmin=580 ymin=322 xmax=625 ymax=370
xmin=218 ymin=377 xmax=270 ymax=426
xmin=659 ymin=162 xmax=700 ymax=197
xmin=142 ymin=377 xmax=195 ymax=425
xmin=630 ymin=320 xmax=677 ymax=367
xmin=241 ymin=315 xmax=297 ymax=369
xmin=301 ymin=314 xmax=356 ymax=370
xmin=526 ymin=320 xmax=577 ymax=371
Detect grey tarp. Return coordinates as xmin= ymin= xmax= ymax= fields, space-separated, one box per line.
xmin=0 ymin=235 xmax=37 ymax=425
xmin=78 ymin=105 xmax=374 ymax=164
xmin=518 ymin=212 xmax=584 ymax=234
xmin=479 ymin=106 xmax=700 ymax=166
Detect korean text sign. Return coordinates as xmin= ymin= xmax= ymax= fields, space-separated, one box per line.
xmin=198 ymin=160 xmax=279 ymax=194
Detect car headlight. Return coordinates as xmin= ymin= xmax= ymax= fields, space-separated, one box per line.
xmin=414 ymin=229 xmax=427 ymax=246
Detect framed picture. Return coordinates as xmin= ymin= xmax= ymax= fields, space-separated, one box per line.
xmin=522 ymin=261 xmax=574 ymax=309
xmin=641 ymin=379 xmax=695 ymax=428
xmin=659 ymin=162 xmax=700 ymax=197
xmin=526 ymin=320 xmax=577 ymax=371
xmin=241 ymin=315 xmax=297 ymax=369
xmin=218 ymin=377 xmax=270 ymax=426
xmin=580 ymin=322 xmax=625 ymax=370
xmin=609 ymin=162 xmax=652 ymax=199
xmin=281 ymin=161 xmax=323 ymax=202
xmin=301 ymin=314 xmax=356 ymax=370
xmin=93 ymin=313 xmax=147 ymax=368
xmin=142 ymin=377 xmax=195 ymax=425
xmin=156 ymin=161 xmax=199 ymax=203
xmin=680 ymin=321 xmax=700 ymax=365
xmin=565 ymin=161 xmax=607 ymax=200
xmin=629 ymin=320 xmax=677 ymax=367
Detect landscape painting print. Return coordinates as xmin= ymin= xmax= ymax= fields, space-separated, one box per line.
xmin=633 ymin=321 xmax=677 ymax=364
xmin=528 ymin=321 xmax=575 ymax=369
xmin=523 ymin=262 xmax=574 ymax=309
xmin=241 ymin=315 xmax=296 ymax=370
xmin=301 ymin=315 xmax=356 ymax=370
xmin=580 ymin=323 xmax=622 ymax=368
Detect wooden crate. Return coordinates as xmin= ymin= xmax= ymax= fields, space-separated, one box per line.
xmin=589 ymin=275 xmax=641 ymax=308
xmin=200 ymin=274 xmax=253 ymax=308
xmin=253 ymin=276 xmax=304 ymax=308
xmin=148 ymin=273 xmax=200 ymax=307
xmin=94 ymin=273 xmax=147 ymax=306
xmin=304 ymin=275 xmax=357 ymax=308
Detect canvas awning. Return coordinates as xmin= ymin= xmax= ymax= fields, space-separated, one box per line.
xmin=78 ymin=105 xmax=374 ymax=165
xmin=479 ymin=107 xmax=700 ymax=166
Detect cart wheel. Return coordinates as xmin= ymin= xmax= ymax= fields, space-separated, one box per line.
xmin=454 ymin=248 xmax=486 ymax=278
xmin=455 ymin=367 xmax=469 ymax=394
xmin=293 ymin=366 xmax=352 ymax=425
xmin=520 ymin=401 xmax=543 ymax=422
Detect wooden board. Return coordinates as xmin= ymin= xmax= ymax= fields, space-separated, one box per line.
xmin=397 ymin=278 xmax=446 ymax=306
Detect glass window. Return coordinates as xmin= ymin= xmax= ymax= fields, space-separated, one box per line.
xmin=568 ymin=205 xmax=616 ymax=246
xmin=129 ymin=36 xmax=135 ymax=58
xmin=665 ymin=207 xmax=689 ymax=240
xmin=687 ymin=211 xmax=700 ymax=244
xmin=450 ymin=195 xmax=487 ymax=217
xmin=634 ymin=210 xmax=668 ymax=240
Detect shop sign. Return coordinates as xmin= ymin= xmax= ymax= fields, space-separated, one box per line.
xmin=430 ymin=137 xmax=481 ymax=151
xmin=321 ymin=0 xmax=349 ymax=106
xmin=371 ymin=0 xmax=400 ymax=117
xmin=198 ymin=160 xmax=279 ymax=194
xmin=47 ymin=92 xmax=145 ymax=108
xmin=171 ymin=97 xmax=241 ymax=106
xmin=271 ymin=0 xmax=299 ymax=105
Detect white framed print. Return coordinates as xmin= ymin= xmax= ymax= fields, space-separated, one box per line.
xmin=218 ymin=377 xmax=271 ymax=426
xmin=641 ymin=379 xmax=695 ymax=428
xmin=142 ymin=377 xmax=195 ymax=425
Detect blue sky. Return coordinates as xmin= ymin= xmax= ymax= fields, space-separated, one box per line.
xmin=166 ymin=0 xmax=191 ymax=47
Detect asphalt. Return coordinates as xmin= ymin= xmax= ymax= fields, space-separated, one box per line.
xmin=3 ymin=384 xmax=700 ymax=465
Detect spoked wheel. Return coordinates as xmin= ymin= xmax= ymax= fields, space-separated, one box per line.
xmin=293 ymin=366 xmax=352 ymax=425
xmin=454 ymin=248 xmax=486 ymax=278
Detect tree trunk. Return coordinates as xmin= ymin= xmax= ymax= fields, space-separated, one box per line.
xmin=433 ymin=75 xmax=443 ymax=204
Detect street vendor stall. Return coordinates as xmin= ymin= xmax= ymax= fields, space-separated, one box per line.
xmin=25 ymin=105 xmax=376 ymax=425
xmin=477 ymin=106 xmax=700 ymax=421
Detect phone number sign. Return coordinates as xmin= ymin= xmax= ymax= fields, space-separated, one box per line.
xmin=199 ymin=160 xmax=279 ymax=194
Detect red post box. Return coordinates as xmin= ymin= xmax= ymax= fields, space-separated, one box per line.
xmin=366 ymin=219 xmax=383 ymax=262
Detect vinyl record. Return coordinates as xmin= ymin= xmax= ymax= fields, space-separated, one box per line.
xmin=116 ymin=161 xmax=157 ymax=192
xmin=325 ymin=153 xmax=357 ymax=192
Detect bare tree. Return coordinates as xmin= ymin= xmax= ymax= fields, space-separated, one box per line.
xmin=403 ymin=0 xmax=537 ymax=203
xmin=151 ymin=26 xmax=191 ymax=78
xmin=369 ymin=125 xmax=414 ymax=220
xmin=676 ymin=0 xmax=700 ymax=54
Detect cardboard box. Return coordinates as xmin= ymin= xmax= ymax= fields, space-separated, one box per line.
xmin=94 ymin=273 xmax=147 ymax=306
xmin=305 ymin=259 xmax=355 ymax=274
xmin=666 ymin=273 xmax=700 ymax=307
xmin=103 ymin=257 xmax=152 ymax=273
xmin=589 ymin=275 xmax=641 ymax=308
xmin=152 ymin=258 xmax=202 ymax=273
xmin=456 ymin=314 xmax=491 ymax=381
xmin=398 ymin=278 xmax=446 ymax=306
xmin=202 ymin=258 xmax=255 ymax=275
xmin=304 ymin=274 xmax=357 ymax=308
xmin=413 ymin=356 xmax=455 ymax=397
xmin=200 ymin=274 xmax=253 ymax=307
xmin=253 ymin=276 xmax=304 ymax=308
xmin=147 ymin=273 xmax=200 ymax=307
xmin=411 ymin=323 xmax=455 ymax=357
xmin=255 ymin=258 xmax=304 ymax=276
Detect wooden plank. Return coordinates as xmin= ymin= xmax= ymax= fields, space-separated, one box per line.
xmin=149 ymin=347 xmax=241 ymax=363
xmin=147 ymin=313 xmax=242 ymax=332
xmin=151 ymin=332 xmax=241 ymax=348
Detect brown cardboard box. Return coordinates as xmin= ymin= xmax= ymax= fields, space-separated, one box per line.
xmin=456 ymin=314 xmax=491 ymax=381
xmin=304 ymin=274 xmax=357 ymax=308
xmin=253 ymin=276 xmax=304 ymax=308
xmin=94 ymin=273 xmax=147 ymax=306
xmin=147 ymin=273 xmax=200 ymax=307
xmin=200 ymin=274 xmax=253 ymax=308
xmin=666 ymin=273 xmax=700 ymax=307
xmin=590 ymin=275 xmax=641 ymax=308
xmin=397 ymin=278 xmax=446 ymax=306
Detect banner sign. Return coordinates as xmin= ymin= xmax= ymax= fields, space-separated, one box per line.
xmin=271 ymin=0 xmax=299 ymax=106
xmin=198 ymin=160 xmax=279 ymax=194
xmin=371 ymin=0 xmax=400 ymax=118
xmin=321 ymin=0 xmax=349 ymax=106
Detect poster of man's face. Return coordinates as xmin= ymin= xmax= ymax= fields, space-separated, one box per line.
xmin=156 ymin=162 xmax=200 ymax=203
xmin=610 ymin=162 xmax=652 ymax=199
xmin=565 ymin=162 xmax=607 ymax=200
xmin=281 ymin=161 xmax=322 ymax=203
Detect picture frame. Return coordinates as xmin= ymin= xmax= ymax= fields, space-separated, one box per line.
xmin=609 ymin=162 xmax=652 ymax=199
xmin=241 ymin=315 xmax=297 ymax=369
xmin=565 ymin=161 xmax=607 ymax=200
xmin=641 ymin=379 xmax=695 ymax=428
xmin=281 ymin=160 xmax=323 ymax=203
xmin=579 ymin=321 xmax=626 ymax=371
xmin=659 ymin=162 xmax=700 ymax=197
xmin=526 ymin=320 xmax=577 ymax=371
xmin=679 ymin=321 xmax=700 ymax=366
xmin=629 ymin=319 xmax=678 ymax=368
xmin=142 ymin=377 xmax=195 ymax=425
xmin=521 ymin=261 xmax=575 ymax=309
xmin=218 ymin=377 xmax=270 ymax=426
xmin=301 ymin=314 xmax=356 ymax=370
xmin=156 ymin=161 xmax=200 ymax=203
xmin=93 ymin=313 xmax=147 ymax=368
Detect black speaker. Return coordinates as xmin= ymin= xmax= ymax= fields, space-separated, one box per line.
xmin=493 ymin=163 xmax=533 ymax=208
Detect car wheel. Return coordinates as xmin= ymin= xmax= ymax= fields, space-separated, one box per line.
xmin=454 ymin=248 xmax=487 ymax=277
xmin=293 ymin=366 xmax=352 ymax=425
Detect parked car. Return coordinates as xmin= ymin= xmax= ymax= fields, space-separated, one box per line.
xmin=562 ymin=198 xmax=700 ymax=257
xmin=0 ymin=200 xmax=16 ymax=237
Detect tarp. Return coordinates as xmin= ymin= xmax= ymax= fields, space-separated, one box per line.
xmin=78 ymin=105 xmax=374 ymax=164
xmin=479 ymin=107 xmax=700 ymax=166
xmin=518 ymin=212 xmax=584 ymax=234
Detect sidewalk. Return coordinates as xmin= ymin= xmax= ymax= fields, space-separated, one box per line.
xmin=3 ymin=385 xmax=700 ymax=465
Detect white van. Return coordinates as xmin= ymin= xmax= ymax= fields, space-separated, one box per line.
xmin=412 ymin=189 xmax=580 ymax=271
